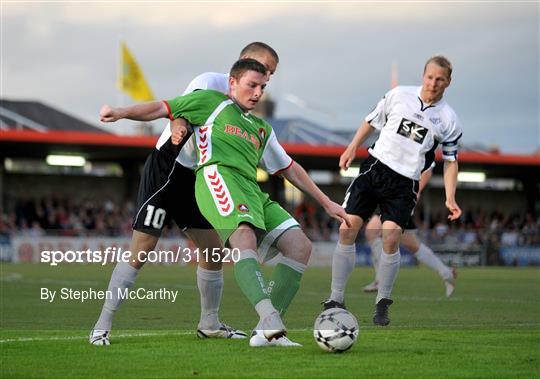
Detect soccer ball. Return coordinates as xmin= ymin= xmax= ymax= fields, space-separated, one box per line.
xmin=313 ymin=308 xmax=359 ymax=352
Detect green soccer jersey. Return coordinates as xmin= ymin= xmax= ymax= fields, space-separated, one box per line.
xmin=166 ymin=90 xmax=273 ymax=182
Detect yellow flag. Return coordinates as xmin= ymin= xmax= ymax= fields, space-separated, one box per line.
xmin=118 ymin=42 xmax=155 ymax=101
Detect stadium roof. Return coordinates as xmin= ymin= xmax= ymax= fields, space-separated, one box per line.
xmin=0 ymin=99 xmax=110 ymax=134
xmin=0 ymin=99 xmax=538 ymax=178
xmin=1 ymin=129 xmax=538 ymax=172
xmin=268 ymin=117 xmax=353 ymax=146
xmin=0 ymin=99 xmax=358 ymax=145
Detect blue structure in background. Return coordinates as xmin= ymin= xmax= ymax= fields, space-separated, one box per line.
xmin=355 ymin=241 xmax=417 ymax=267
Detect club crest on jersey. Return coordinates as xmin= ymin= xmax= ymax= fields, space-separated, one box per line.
xmin=397 ymin=118 xmax=428 ymax=144
xmin=258 ymin=128 xmax=266 ymax=143
xmin=430 ymin=117 xmax=442 ymax=125
xmin=238 ymin=204 xmax=249 ymax=212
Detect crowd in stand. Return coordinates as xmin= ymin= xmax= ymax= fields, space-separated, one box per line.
xmin=1 ymin=197 xmax=135 ymax=238
xmin=2 ymin=196 xmax=539 ymax=263
xmin=293 ymin=199 xmax=540 ymax=258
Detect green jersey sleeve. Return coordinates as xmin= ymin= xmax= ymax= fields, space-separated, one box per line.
xmin=165 ymin=90 xmax=227 ymax=126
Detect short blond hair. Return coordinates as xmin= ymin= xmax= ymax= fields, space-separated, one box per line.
xmin=240 ymin=42 xmax=279 ymax=63
xmin=424 ymin=56 xmax=452 ymax=79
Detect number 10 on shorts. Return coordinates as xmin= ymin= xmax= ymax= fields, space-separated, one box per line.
xmin=144 ymin=205 xmax=166 ymax=229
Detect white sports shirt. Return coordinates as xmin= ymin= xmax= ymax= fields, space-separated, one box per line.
xmin=156 ymin=72 xmax=292 ymax=174
xmin=366 ymin=86 xmax=462 ymax=180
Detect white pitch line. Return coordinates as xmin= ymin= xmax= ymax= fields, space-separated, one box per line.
xmin=0 ymin=272 xmax=23 ymax=282
xmin=2 ymin=324 xmax=539 ymax=344
xmin=0 ymin=331 xmax=193 ymax=344
xmin=301 ymin=291 xmax=540 ymax=305
xmin=0 ymin=276 xmax=198 ymax=290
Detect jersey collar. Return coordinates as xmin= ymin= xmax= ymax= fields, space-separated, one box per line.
xmin=229 ymin=96 xmax=252 ymax=117
xmin=416 ymin=86 xmax=445 ymax=108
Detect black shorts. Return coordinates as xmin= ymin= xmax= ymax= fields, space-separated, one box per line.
xmin=404 ymin=217 xmax=417 ymax=231
xmin=371 ymin=213 xmax=417 ymax=231
xmin=132 ymin=146 xmax=211 ymax=236
xmin=344 ymin=155 xmax=419 ymax=230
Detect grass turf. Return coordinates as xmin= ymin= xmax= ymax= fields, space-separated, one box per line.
xmin=1 ymin=263 xmax=539 ymax=378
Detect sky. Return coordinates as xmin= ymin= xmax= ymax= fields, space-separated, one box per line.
xmin=1 ymin=1 xmax=539 ymax=153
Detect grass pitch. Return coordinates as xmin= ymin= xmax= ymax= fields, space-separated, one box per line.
xmin=1 ymin=263 xmax=539 ymax=378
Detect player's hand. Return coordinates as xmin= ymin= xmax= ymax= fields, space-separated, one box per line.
xmin=323 ymin=200 xmax=352 ymax=228
xmin=445 ymin=199 xmax=462 ymax=221
xmin=99 ymin=105 xmax=119 ymax=123
xmin=170 ymin=118 xmax=189 ymax=145
xmin=339 ymin=146 xmax=357 ymax=170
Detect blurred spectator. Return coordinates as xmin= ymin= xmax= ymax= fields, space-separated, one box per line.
xmin=485 ymin=233 xmax=502 ymax=266
xmin=500 ymin=225 xmax=519 ymax=247
xmin=460 ymin=222 xmax=479 ymax=247
xmin=4 ymin=197 xmax=145 ymax=237
xmin=26 ymin=221 xmax=45 ymax=237
xmin=294 ymin=199 xmax=318 ymax=240
xmin=433 ymin=219 xmax=449 ymax=243
xmin=1 ymin=197 xmax=538 ymax=256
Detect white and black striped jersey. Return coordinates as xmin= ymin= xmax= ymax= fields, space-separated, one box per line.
xmin=366 ymin=86 xmax=462 ymax=180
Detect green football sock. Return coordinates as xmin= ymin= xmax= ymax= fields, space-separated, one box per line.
xmin=267 ymin=263 xmax=303 ymax=316
xmin=234 ymin=257 xmax=268 ymax=307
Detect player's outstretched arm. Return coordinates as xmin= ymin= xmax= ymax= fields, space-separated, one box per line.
xmin=170 ymin=118 xmax=190 ymax=145
xmin=443 ymin=160 xmax=461 ymax=221
xmin=99 ymin=101 xmax=168 ymax=123
xmin=281 ymin=162 xmax=351 ymax=227
xmin=339 ymin=121 xmax=375 ymax=170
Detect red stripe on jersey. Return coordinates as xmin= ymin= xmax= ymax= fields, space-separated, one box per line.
xmin=163 ymin=101 xmax=173 ymax=121
xmin=273 ymin=159 xmax=295 ymax=176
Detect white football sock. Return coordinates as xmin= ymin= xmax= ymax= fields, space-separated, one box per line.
xmin=94 ymin=262 xmax=139 ymax=331
xmin=197 ymin=266 xmax=223 ymax=330
xmin=255 ymin=298 xmax=277 ymax=320
xmin=330 ymin=242 xmax=356 ymax=303
xmin=369 ymin=237 xmax=383 ymax=282
xmin=376 ymin=250 xmax=400 ymax=304
xmin=415 ymin=243 xmax=452 ymax=279
xmin=279 ymin=255 xmax=307 ymax=274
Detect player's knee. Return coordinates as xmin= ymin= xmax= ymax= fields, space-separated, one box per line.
xmin=381 ymin=226 xmax=402 ymax=253
xmin=339 ymin=224 xmax=360 ymax=244
xmin=131 ymin=231 xmax=159 ymax=251
xmin=365 ymin=227 xmax=381 ymax=244
xmin=185 ymin=229 xmax=222 ymax=251
xmin=229 ymin=225 xmax=257 ymax=250
xmin=129 ymin=231 xmax=159 ymax=268
xmin=365 ymin=215 xmax=382 ymax=240
xmin=280 ymin=230 xmax=311 ymax=263
xmin=402 ymin=233 xmax=420 ymax=252
xmin=236 ymin=228 xmax=255 ymax=243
